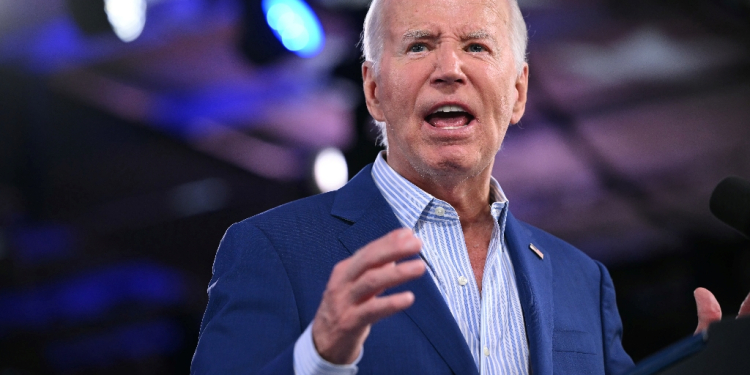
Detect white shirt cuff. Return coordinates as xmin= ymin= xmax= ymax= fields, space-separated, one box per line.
xmin=293 ymin=321 xmax=362 ymax=375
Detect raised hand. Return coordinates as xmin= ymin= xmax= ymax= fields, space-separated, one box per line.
xmin=311 ymin=228 xmax=426 ymax=364
xmin=694 ymin=287 xmax=750 ymax=334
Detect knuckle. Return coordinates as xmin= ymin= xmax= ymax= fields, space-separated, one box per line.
xmin=351 ymin=279 xmax=373 ymax=300
xmin=360 ymin=274 xmax=379 ymax=292
xmin=357 ymin=248 xmax=372 ymax=263
xmin=362 ymin=251 xmax=382 ymax=269
xmin=323 ymin=282 xmax=348 ymax=302
xmin=325 ymin=276 xmax=340 ymax=292
xmin=339 ymin=312 xmax=361 ymax=332
xmin=332 ymin=259 xmax=348 ymax=275
xmin=358 ymin=309 xmax=376 ymax=324
xmin=322 ymin=287 xmax=336 ymax=300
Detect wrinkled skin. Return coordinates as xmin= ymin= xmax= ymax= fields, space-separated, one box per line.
xmin=363 ymin=0 xmax=528 ymax=195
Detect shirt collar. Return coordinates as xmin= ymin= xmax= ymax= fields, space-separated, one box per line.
xmin=371 ymin=151 xmax=509 ymax=229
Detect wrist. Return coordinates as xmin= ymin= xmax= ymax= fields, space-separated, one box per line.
xmin=312 ymin=321 xmax=363 ymax=365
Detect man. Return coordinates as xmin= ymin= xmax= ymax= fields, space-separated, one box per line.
xmin=191 ymin=0 xmax=749 ymax=373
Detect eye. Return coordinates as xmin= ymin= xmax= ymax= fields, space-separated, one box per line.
xmin=467 ymin=44 xmax=486 ymax=53
xmin=409 ymin=43 xmax=427 ymax=53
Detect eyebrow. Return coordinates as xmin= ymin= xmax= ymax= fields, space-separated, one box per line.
xmin=401 ymin=29 xmax=496 ymax=43
xmin=402 ymin=29 xmax=433 ymax=42
xmin=466 ymin=30 xmax=492 ymax=40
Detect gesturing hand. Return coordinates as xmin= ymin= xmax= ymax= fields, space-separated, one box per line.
xmin=693 ymin=287 xmax=750 ymax=334
xmin=311 ymin=228 xmax=426 ymax=364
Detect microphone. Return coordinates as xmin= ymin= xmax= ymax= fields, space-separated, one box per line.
xmin=710 ymin=176 xmax=750 ymax=238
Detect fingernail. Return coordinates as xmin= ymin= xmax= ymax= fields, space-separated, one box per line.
xmin=404 ymin=291 xmax=415 ymax=303
xmin=397 ymin=229 xmax=411 ymax=238
xmin=409 ymin=260 xmax=425 ymax=272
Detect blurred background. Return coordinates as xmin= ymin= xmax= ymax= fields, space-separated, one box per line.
xmin=0 ymin=0 xmax=749 ymax=373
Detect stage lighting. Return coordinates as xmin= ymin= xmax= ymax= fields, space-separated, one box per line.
xmin=104 ymin=0 xmax=147 ymax=42
xmin=262 ymin=0 xmax=324 ymax=57
xmin=66 ymin=0 xmax=147 ymax=43
xmin=239 ymin=0 xmax=324 ymax=64
xmin=313 ymin=148 xmax=348 ymax=193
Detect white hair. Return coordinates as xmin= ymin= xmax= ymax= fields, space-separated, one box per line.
xmin=361 ymin=0 xmax=528 ymax=148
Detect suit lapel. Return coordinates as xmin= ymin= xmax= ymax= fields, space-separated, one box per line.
xmin=332 ymin=165 xmax=479 ymax=375
xmin=505 ymin=211 xmax=554 ymax=375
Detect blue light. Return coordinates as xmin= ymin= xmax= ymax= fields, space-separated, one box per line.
xmin=262 ymin=0 xmax=324 ymax=58
xmin=45 ymin=320 xmax=182 ymax=371
xmin=0 ymin=261 xmax=186 ymax=335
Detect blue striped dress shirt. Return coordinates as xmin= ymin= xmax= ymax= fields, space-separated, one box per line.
xmin=294 ymin=153 xmax=529 ymax=374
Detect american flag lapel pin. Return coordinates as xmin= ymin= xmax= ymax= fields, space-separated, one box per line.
xmin=529 ymin=243 xmax=544 ymax=260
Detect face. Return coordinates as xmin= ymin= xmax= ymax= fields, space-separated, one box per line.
xmin=363 ymin=0 xmax=528 ymax=186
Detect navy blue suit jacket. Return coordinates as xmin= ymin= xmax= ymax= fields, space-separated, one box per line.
xmin=192 ymin=165 xmax=635 ymax=374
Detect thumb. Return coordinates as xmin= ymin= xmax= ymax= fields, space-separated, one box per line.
xmin=694 ymin=287 xmax=722 ymax=335
xmin=739 ymin=292 xmax=750 ymax=317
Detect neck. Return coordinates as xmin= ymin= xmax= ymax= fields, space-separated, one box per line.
xmin=387 ymin=158 xmax=494 ymax=225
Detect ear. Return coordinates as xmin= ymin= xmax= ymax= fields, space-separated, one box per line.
xmin=362 ymin=62 xmax=386 ymax=122
xmin=510 ymin=63 xmax=529 ymax=125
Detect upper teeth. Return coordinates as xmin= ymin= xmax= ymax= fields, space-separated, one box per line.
xmin=434 ymin=105 xmax=465 ymax=113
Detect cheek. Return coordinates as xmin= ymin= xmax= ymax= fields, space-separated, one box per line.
xmin=388 ymin=63 xmax=427 ymax=102
xmin=485 ymin=61 xmax=517 ymax=98
xmin=488 ymin=83 xmax=516 ymax=125
xmin=382 ymin=81 xmax=422 ymax=128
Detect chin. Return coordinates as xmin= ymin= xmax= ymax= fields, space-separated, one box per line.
xmin=418 ymin=152 xmax=482 ymax=177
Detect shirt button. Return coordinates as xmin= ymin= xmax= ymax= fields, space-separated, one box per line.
xmin=435 ymin=207 xmax=445 ymax=216
xmin=483 ymin=347 xmax=490 ymax=356
xmin=457 ymin=276 xmax=468 ymax=286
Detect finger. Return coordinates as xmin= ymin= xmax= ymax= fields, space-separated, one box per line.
xmin=344 ymin=229 xmax=422 ymax=281
xmin=356 ymin=291 xmax=416 ymax=326
xmin=738 ymin=292 xmax=750 ymax=317
xmin=349 ymin=258 xmax=426 ymax=302
xmin=694 ymin=287 xmax=722 ymax=334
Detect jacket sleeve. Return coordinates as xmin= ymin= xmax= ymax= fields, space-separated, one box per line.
xmin=191 ymin=221 xmax=299 ymax=375
xmin=597 ymin=261 xmax=635 ymax=375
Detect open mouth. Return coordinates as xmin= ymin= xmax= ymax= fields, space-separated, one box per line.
xmin=425 ymin=105 xmax=475 ymax=130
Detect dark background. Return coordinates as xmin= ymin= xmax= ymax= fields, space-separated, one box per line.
xmin=0 ymin=0 xmax=749 ymax=373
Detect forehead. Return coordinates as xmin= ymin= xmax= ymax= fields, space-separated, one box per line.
xmin=381 ymin=0 xmax=510 ymax=40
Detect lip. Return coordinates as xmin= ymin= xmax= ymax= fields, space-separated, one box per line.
xmin=421 ymin=117 xmax=478 ymax=140
xmin=424 ymin=101 xmax=476 ymax=118
xmin=421 ymin=100 xmax=477 ymax=138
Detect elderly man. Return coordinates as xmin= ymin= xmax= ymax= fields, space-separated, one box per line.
xmin=191 ymin=0 xmax=747 ymax=373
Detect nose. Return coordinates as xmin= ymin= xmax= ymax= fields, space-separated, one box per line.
xmin=431 ymin=45 xmax=466 ymax=86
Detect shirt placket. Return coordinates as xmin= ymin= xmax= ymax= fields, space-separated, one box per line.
xmin=480 ymin=212 xmax=503 ymax=374
xmin=430 ymin=201 xmax=484 ymax=366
